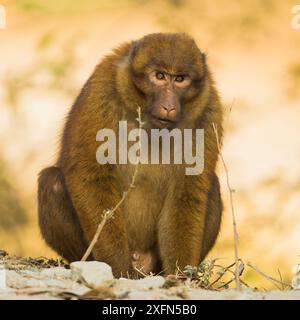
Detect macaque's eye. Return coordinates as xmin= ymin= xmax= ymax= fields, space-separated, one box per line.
xmin=175 ymin=75 xmax=185 ymax=82
xmin=174 ymin=75 xmax=191 ymax=88
xmin=149 ymin=71 xmax=168 ymax=85
xmin=155 ymin=71 xmax=166 ymax=80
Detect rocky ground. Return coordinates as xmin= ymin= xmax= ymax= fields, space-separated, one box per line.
xmin=1 ymin=253 xmax=300 ymax=300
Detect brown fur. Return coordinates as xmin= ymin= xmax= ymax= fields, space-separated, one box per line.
xmin=38 ymin=33 xmax=223 ymax=277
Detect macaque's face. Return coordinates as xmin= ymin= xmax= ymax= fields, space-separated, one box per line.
xmin=130 ymin=33 xmax=207 ymax=128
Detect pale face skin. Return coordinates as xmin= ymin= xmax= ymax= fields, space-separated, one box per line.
xmin=149 ymin=70 xmax=192 ymax=88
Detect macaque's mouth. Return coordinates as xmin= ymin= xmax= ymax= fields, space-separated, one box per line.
xmin=150 ymin=115 xmax=176 ymax=128
xmin=157 ymin=117 xmax=173 ymax=124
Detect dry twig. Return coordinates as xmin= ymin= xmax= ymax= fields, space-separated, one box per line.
xmin=208 ymin=262 xmax=236 ymax=289
xmin=212 ymin=122 xmax=241 ymax=290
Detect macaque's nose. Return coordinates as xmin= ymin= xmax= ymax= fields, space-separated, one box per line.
xmin=158 ymin=104 xmax=178 ymax=122
xmin=162 ymin=105 xmax=176 ymax=114
xmin=151 ymin=89 xmax=180 ymax=123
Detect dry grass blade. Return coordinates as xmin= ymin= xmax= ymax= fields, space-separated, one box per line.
xmin=81 ymin=106 xmax=143 ymax=261
xmin=278 ymin=268 xmax=284 ymax=290
xmin=134 ymin=266 xmax=150 ymax=278
xmin=212 ymin=122 xmax=241 ymax=290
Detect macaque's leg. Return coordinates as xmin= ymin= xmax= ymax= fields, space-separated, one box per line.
xmin=38 ymin=167 xmax=89 ymax=262
xmin=158 ymin=173 xmax=222 ymax=274
xmin=65 ymin=171 xmax=133 ymax=278
xmin=200 ymin=173 xmax=222 ymax=260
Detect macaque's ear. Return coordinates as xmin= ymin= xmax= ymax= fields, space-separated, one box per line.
xmin=201 ymin=52 xmax=207 ymax=64
xmin=128 ymin=41 xmax=139 ymax=61
xmin=200 ymin=52 xmax=207 ymax=78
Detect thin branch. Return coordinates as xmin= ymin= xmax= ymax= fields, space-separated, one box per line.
xmin=246 ymin=262 xmax=292 ymax=289
xmin=217 ymin=277 xmax=235 ymax=289
xmin=212 ymin=122 xmax=241 ymax=290
xmin=208 ymin=262 xmax=236 ymax=288
xmin=81 ymin=106 xmax=143 ymax=261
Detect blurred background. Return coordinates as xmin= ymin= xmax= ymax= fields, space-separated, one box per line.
xmin=0 ymin=0 xmax=299 ymax=288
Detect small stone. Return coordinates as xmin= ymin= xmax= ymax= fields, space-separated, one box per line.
xmin=0 ymin=250 xmax=8 ymax=257
xmin=135 ymin=276 xmax=165 ymax=290
xmin=70 ymin=261 xmax=114 ymax=288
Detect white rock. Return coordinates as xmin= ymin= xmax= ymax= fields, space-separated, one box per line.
xmin=291 ymin=265 xmax=300 ymax=290
xmin=0 ymin=267 xmax=6 ymax=290
xmin=292 ymin=273 xmax=300 ymax=290
xmin=6 ymin=270 xmax=32 ymax=289
xmin=70 ymin=261 xmax=114 ymax=288
xmin=40 ymin=267 xmax=72 ymax=279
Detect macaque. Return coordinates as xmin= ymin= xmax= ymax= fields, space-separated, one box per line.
xmin=38 ymin=33 xmax=223 ymax=277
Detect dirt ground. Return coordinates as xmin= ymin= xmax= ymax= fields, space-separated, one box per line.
xmin=1 ymin=254 xmax=299 ymax=300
